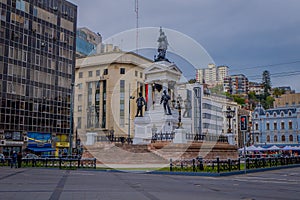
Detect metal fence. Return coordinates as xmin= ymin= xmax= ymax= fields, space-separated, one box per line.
xmin=152 ymin=132 xmax=175 ymax=142
xmin=169 ymin=156 xmax=300 ymax=173
xmin=0 ymin=157 xmax=97 ymax=169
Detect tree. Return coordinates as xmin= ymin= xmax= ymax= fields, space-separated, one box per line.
xmin=262 ymin=70 xmax=271 ymax=97
xmin=188 ymin=79 xmax=196 ymax=84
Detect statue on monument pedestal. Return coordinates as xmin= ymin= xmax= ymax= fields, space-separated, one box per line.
xmin=155 ymin=27 xmax=169 ymax=62
xmin=135 ymin=92 xmax=146 ymax=117
xmin=160 ymin=90 xmax=172 ymax=115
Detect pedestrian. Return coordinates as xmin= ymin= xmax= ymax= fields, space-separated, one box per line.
xmin=11 ymin=151 xmax=17 ymax=168
xmin=17 ymin=151 xmax=22 ymax=168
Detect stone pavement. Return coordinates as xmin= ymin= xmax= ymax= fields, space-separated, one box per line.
xmin=0 ymin=167 xmax=299 ymax=200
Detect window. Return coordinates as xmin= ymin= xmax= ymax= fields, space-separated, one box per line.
xmin=140 ymin=72 xmax=143 ymax=78
xmin=77 ymin=117 xmax=81 ymax=129
xmin=266 ymin=123 xmax=270 ymax=130
xmin=280 ymin=112 xmax=284 ymax=117
xmin=120 ymin=68 xmax=125 ymax=74
xmin=286 ymin=121 xmax=292 ymax=130
xmin=103 ymin=68 xmax=108 ymax=75
xmin=96 ymin=70 xmax=100 ymax=76
xmin=273 ymin=112 xmax=277 ymax=117
xmin=274 ymin=135 xmax=278 ymax=142
xmin=78 ymin=72 xmax=83 ymax=78
xmin=255 ymin=123 xmax=258 ymax=130
xmin=135 ymin=71 xmax=138 ymax=77
xmin=88 ymin=71 xmax=93 ymax=77
xmin=281 ymin=135 xmax=285 ymax=142
xmin=289 ymin=135 xmax=293 ymax=142
xmin=288 ymin=111 xmax=292 ymax=116
xmin=266 ymin=113 xmax=269 ymax=118
xmin=78 ymin=94 xmax=82 ymax=102
xmin=78 ymin=105 xmax=82 ymax=112
xmin=266 ymin=135 xmax=270 ymax=142
xmin=281 ymin=122 xmax=284 ymax=130
xmin=274 ymin=122 xmax=277 ymax=130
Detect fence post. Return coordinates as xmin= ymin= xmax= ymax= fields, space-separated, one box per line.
xmin=228 ymin=159 xmax=231 ymax=172
xmin=246 ymin=158 xmax=249 ymax=170
xmin=78 ymin=158 xmax=80 ymax=168
xmin=192 ymin=159 xmax=196 ymax=172
xmin=238 ymin=158 xmax=241 ymax=171
xmin=217 ymin=157 xmax=220 ymax=173
xmin=94 ymin=158 xmax=96 ymax=169
xmin=59 ymin=158 xmax=62 ymax=169
xmin=170 ymin=159 xmax=173 ymax=172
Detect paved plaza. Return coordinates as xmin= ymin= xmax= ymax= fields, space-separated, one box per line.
xmin=0 ymin=167 xmax=299 ymax=200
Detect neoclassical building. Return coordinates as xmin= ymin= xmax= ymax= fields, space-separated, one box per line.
xmin=251 ymin=104 xmax=300 ymax=146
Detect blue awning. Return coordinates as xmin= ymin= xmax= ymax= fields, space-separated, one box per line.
xmin=27 ymin=147 xmax=56 ymax=152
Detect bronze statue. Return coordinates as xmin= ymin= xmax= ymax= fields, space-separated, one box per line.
xmin=135 ymin=92 xmax=146 ymax=117
xmin=160 ymin=90 xmax=172 ymax=115
xmin=155 ymin=27 xmax=169 ymax=62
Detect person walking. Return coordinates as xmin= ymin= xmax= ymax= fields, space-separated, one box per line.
xmin=17 ymin=151 xmax=22 ymax=168
xmin=11 ymin=151 xmax=17 ymax=168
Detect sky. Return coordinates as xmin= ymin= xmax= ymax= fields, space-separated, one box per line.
xmin=69 ymin=0 xmax=300 ymax=92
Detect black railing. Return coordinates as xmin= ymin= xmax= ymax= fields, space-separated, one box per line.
xmin=151 ymin=132 xmax=175 ymax=142
xmin=0 ymin=157 xmax=97 ymax=169
xmin=170 ymin=156 xmax=300 ymax=173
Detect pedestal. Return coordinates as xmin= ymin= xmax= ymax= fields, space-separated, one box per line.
xmin=173 ymin=128 xmax=187 ymax=144
xmin=227 ymin=133 xmax=235 ymax=145
xmin=86 ymin=132 xmax=97 ymax=145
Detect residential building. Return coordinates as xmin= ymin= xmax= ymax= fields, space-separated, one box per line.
xmin=249 ymin=82 xmax=264 ymax=95
xmin=251 ymin=104 xmax=300 ymax=146
xmin=274 ymin=93 xmax=300 ymax=108
xmin=224 ymin=74 xmax=249 ymax=95
xmin=196 ymin=64 xmax=228 ymax=87
xmin=76 ymin=27 xmax=102 ymax=58
xmin=74 ymin=51 xmax=153 ymax=144
xmin=0 ymin=0 xmax=77 ymax=157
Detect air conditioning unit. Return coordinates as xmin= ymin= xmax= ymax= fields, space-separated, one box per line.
xmin=24 ymin=136 xmax=28 ymax=142
xmin=0 ymin=140 xmax=6 ymax=146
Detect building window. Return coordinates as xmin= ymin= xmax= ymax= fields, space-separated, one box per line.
xmin=274 ymin=122 xmax=277 ymax=130
xmin=266 ymin=123 xmax=270 ymax=130
xmin=266 ymin=113 xmax=269 ymax=118
xmin=78 ymin=94 xmax=82 ymax=102
xmin=288 ymin=111 xmax=292 ymax=116
xmin=281 ymin=135 xmax=285 ymax=142
xmin=103 ymin=69 xmax=108 ymax=75
xmin=79 ymin=72 xmax=83 ymax=78
xmin=77 ymin=117 xmax=81 ymax=129
xmin=289 ymin=135 xmax=293 ymax=142
xmin=273 ymin=112 xmax=277 ymax=117
xmin=255 ymin=123 xmax=258 ymax=130
xmin=135 ymin=71 xmax=138 ymax=77
xmin=78 ymin=105 xmax=82 ymax=112
xmin=274 ymin=135 xmax=278 ymax=142
xmin=289 ymin=121 xmax=292 ymax=129
xmin=266 ymin=135 xmax=270 ymax=142
xmin=96 ymin=70 xmax=100 ymax=76
xmin=120 ymin=68 xmax=125 ymax=74
xmin=140 ymin=72 xmax=143 ymax=78
xmin=88 ymin=71 xmax=93 ymax=77
xmin=281 ymin=122 xmax=284 ymax=130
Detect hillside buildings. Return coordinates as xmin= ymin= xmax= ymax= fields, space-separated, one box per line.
xmin=196 ymin=64 xmax=228 ymax=86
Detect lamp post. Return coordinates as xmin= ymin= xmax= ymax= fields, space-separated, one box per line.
xmin=128 ymin=83 xmax=135 ymax=144
xmin=176 ymin=99 xmax=182 ymax=129
xmin=225 ymin=106 xmax=235 ymax=134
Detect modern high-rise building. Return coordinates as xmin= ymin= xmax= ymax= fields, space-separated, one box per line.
xmin=76 ymin=27 xmax=102 ymax=58
xmin=0 ymin=0 xmax=77 ymax=157
xmin=223 ymin=74 xmax=249 ymax=95
xmin=196 ymin=64 xmax=228 ymax=87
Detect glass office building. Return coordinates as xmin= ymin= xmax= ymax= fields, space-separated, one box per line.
xmin=0 ymin=0 xmax=77 ymax=156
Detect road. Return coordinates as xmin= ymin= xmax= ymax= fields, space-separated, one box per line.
xmin=0 ymin=167 xmax=299 ymax=200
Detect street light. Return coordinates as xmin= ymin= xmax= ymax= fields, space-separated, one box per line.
xmin=128 ymin=95 xmax=135 ymax=143
xmin=225 ymin=106 xmax=235 ymax=134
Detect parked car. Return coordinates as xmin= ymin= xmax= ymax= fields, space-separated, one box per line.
xmin=0 ymin=153 xmax=5 ymax=163
xmin=24 ymin=154 xmax=39 ymax=159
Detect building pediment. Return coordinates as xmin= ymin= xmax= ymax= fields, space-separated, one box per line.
xmin=144 ymin=61 xmax=182 ymax=76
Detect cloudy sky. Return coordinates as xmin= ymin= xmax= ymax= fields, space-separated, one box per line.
xmin=69 ymin=0 xmax=300 ymax=92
